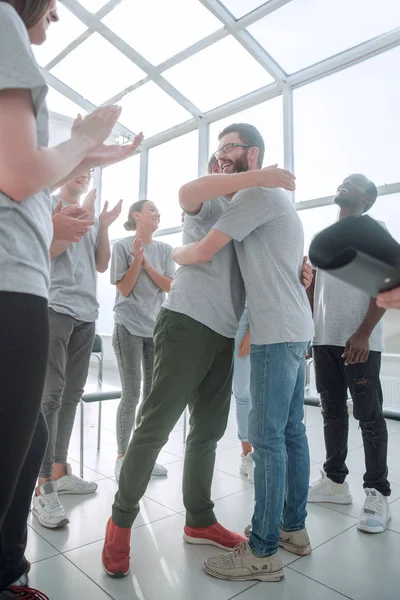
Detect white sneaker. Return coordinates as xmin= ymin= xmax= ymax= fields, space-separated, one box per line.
xmin=115 ymin=457 xmax=167 ymax=483
xmin=239 ymin=453 xmax=254 ymax=484
xmin=203 ymin=542 xmax=284 ymax=582
xmin=56 ymin=463 xmax=98 ymax=495
xmin=308 ymin=470 xmax=353 ymax=504
xmin=358 ymin=488 xmax=391 ymax=533
xmin=32 ymin=481 xmax=69 ymax=529
xmin=115 ymin=457 xmax=124 ymax=483
xmin=152 ymin=463 xmax=168 ymax=477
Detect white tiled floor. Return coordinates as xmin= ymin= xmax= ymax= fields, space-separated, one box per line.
xmin=25 ymin=370 xmax=400 ymax=600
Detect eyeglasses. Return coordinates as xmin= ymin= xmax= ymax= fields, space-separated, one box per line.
xmin=214 ymin=143 xmax=251 ymax=159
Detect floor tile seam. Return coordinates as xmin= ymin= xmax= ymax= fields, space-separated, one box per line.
xmin=285 ymin=566 xmax=354 ymax=599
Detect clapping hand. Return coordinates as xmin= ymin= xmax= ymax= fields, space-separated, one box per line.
xmin=52 ymin=201 xmax=94 ymax=242
xmin=82 ymin=189 xmax=97 ymax=218
xmin=99 ymin=199 xmax=123 ymax=229
xmin=131 ymin=238 xmax=144 ymax=263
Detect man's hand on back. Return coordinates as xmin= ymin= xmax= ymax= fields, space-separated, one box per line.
xmin=256 ymin=165 xmax=296 ymax=192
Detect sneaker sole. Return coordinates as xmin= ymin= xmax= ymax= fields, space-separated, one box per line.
xmin=57 ymin=487 xmax=98 ymax=495
xmin=102 ymin=560 xmax=130 ymax=579
xmin=357 ymin=515 xmax=391 ymax=534
xmin=32 ymin=509 xmax=69 ymax=529
xmin=279 ymin=540 xmax=312 ymax=556
xmin=183 ymin=534 xmax=238 ymax=551
xmin=203 ymin=562 xmax=284 ymax=582
xmin=308 ymin=495 xmax=353 ymax=505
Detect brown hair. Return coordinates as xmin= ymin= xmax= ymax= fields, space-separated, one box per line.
xmin=207 ymin=154 xmax=219 ymax=174
xmin=1 ymin=0 xmax=51 ymax=28
xmin=124 ymin=199 xmax=149 ymax=231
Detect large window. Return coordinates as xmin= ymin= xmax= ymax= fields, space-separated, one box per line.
xmin=101 ymin=155 xmax=140 ymax=241
xmin=147 ymin=131 xmax=199 ymax=230
xmin=248 ymin=0 xmax=400 ymax=74
xmin=293 ymin=47 xmax=400 ymax=202
xmin=297 ymin=204 xmax=339 ymax=256
xmin=209 ymin=97 xmax=284 ymax=167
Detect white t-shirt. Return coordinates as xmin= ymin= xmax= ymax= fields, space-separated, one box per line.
xmin=313 ymin=270 xmax=385 ymax=352
xmin=312 ymin=219 xmax=386 ymax=352
xmin=0 ymin=4 xmax=52 ymax=299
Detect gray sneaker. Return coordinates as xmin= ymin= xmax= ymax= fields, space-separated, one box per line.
xmin=279 ymin=528 xmax=312 ymax=556
xmin=203 ymin=542 xmax=284 ymax=582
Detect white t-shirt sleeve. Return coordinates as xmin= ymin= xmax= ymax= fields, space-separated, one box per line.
xmin=212 ymin=187 xmax=273 ymax=242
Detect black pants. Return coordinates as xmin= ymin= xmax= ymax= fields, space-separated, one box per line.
xmin=0 ymin=292 xmax=49 ymax=590
xmin=313 ymin=345 xmax=390 ymax=497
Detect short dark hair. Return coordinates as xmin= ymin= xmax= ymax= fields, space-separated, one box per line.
xmin=1 ymin=0 xmax=51 ymax=28
xmin=218 ymin=123 xmax=265 ymax=168
xmin=124 ymin=199 xmax=149 ymax=231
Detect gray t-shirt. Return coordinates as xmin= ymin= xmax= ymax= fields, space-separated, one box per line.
xmin=0 ymin=4 xmax=52 ymax=299
xmin=111 ymin=237 xmax=175 ymax=338
xmin=164 ymin=198 xmax=245 ymax=339
xmin=214 ymin=187 xmax=314 ymax=345
xmin=49 ymin=197 xmax=99 ymax=322
xmin=313 ymin=267 xmax=385 ymax=352
xmin=312 ymin=219 xmax=385 ymax=352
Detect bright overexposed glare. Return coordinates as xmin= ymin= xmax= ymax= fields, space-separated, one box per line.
xmin=164 ymin=36 xmax=273 ymax=113
xmin=221 ymin=0 xmax=267 ymax=19
xmin=103 ymin=0 xmax=221 ymax=65
xmin=32 ymin=3 xmax=87 ymax=67
xmin=46 ymin=87 xmax=84 ymax=119
xmin=101 ymin=155 xmax=140 ymax=241
xmin=154 ymin=231 xmax=184 ymax=249
xmin=77 ymin=0 xmax=109 ymax=12
xmin=119 ymin=82 xmax=192 ymax=138
xmin=369 ymin=193 xmax=400 ymax=243
xmin=51 ymin=33 xmax=146 ymax=105
xmin=298 ymin=204 xmax=339 ymax=256
xmin=209 ymin=97 xmax=284 ymax=169
xmin=293 ymin=47 xmax=400 ymax=202
xmin=248 ymin=0 xmax=400 ymax=74
xmin=147 ymin=131 xmax=199 ymax=229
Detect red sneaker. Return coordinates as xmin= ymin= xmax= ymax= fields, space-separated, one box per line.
xmin=101 ymin=517 xmax=131 ymax=578
xmin=183 ymin=522 xmax=248 ymax=550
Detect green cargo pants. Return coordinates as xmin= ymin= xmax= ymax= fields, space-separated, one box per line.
xmin=112 ymin=308 xmax=234 ymax=529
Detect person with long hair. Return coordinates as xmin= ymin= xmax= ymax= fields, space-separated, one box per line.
xmin=0 ymin=1 xmax=141 ymax=596
xmin=112 ymin=200 xmax=175 ymax=481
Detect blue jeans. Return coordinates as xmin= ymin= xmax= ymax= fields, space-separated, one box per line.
xmin=233 ymin=309 xmax=251 ymax=442
xmin=248 ymin=342 xmax=310 ymax=557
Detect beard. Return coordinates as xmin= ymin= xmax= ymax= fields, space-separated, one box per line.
xmin=232 ymin=153 xmax=249 ymax=173
xmin=334 ymin=194 xmax=357 ymax=209
xmin=221 ymin=151 xmax=249 ymax=174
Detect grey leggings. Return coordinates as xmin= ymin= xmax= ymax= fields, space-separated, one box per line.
xmin=113 ymin=323 xmax=154 ymax=456
xmin=40 ymin=309 xmax=95 ymax=478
